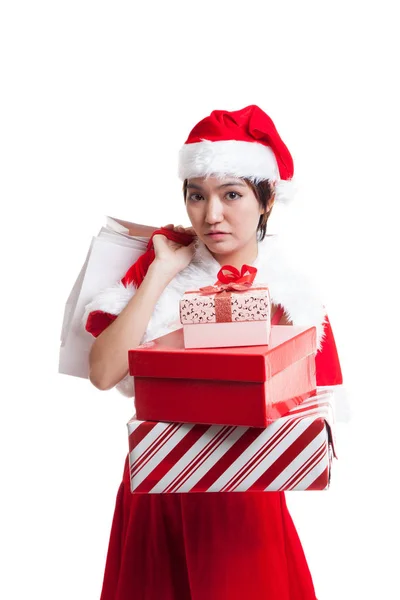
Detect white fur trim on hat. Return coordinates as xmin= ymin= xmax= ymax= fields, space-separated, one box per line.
xmin=178 ymin=139 xmax=280 ymax=182
xmin=178 ymin=139 xmax=296 ymax=202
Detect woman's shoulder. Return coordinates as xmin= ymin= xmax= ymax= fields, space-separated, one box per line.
xmin=255 ymin=234 xmax=323 ymax=291
xmin=255 ymin=234 xmax=327 ymax=346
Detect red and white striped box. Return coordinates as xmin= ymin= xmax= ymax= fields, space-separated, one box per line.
xmin=127 ymin=392 xmax=337 ymax=494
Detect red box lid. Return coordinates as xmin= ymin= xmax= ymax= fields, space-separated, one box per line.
xmin=129 ymin=325 xmax=316 ymax=383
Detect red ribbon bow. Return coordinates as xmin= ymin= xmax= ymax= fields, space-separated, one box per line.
xmin=199 ymin=264 xmax=257 ymax=295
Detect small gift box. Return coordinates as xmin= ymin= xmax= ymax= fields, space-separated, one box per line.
xmin=179 ymin=264 xmax=271 ymax=348
xmin=127 ymin=391 xmax=337 ymax=493
xmin=129 ymin=325 xmax=317 ymax=428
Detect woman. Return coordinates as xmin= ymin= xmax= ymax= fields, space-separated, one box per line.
xmin=84 ymin=105 xmax=343 ymax=600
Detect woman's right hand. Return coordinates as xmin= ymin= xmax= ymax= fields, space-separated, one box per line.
xmin=151 ymin=224 xmax=196 ymax=279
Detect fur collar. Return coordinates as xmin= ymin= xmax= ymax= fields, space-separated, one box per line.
xmin=176 ymin=235 xmax=326 ymax=347
xmin=83 ymin=234 xmax=326 ymax=350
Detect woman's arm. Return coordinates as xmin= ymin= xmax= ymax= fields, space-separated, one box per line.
xmin=88 ymin=261 xmax=174 ymax=391
xmin=88 ymin=228 xmax=196 ymax=391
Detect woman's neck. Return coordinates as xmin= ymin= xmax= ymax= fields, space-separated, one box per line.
xmin=211 ymin=237 xmax=259 ymax=269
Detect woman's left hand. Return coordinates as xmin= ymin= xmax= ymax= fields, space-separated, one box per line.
xmin=163 ymin=224 xmax=196 ymax=237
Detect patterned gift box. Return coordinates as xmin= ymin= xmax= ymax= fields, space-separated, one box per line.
xmin=179 ymin=264 xmax=271 ymax=348
xmin=182 ymin=319 xmax=271 ymax=349
xmin=179 ymin=286 xmax=271 ymax=325
xmin=127 ymin=392 xmax=337 ymax=494
xmin=180 ymin=264 xmax=270 ymax=321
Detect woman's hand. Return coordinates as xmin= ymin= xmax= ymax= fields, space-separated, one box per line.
xmin=152 ymin=224 xmax=197 ymax=279
xmin=162 ymin=224 xmax=197 ymax=236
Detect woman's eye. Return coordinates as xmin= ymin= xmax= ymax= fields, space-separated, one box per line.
xmin=189 ymin=193 xmax=203 ymax=202
xmin=226 ymin=191 xmax=242 ymax=200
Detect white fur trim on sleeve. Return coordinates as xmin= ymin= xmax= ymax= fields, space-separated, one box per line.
xmin=116 ymin=373 xmax=135 ymax=398
xmin=317 ymin=385 xmax=351 ymax=423
xmin=82 ymin=281 xmax=137 ymax=329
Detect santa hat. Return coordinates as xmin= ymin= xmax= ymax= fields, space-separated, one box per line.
xmin=178 ymin=105 xmax=296 ymax=203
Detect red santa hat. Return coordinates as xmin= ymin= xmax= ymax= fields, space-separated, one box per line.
xmin=178 ymin=105 xmax=296 ymax=203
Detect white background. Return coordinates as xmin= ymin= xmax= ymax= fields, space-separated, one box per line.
xmin=1 ymin=1 xmax=399 ymax=599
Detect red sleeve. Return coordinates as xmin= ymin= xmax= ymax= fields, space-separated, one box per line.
xmin=315 ymin=315 xmax=343 ymax=386
xmin=85 ymin=310 xmax=118 ymax=338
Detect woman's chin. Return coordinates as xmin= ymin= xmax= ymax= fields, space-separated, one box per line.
xmin=203 ymin=235 xmax=236 ymax=254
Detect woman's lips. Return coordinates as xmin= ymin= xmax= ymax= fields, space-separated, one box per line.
xmin=206 ymin=232 xmax=229 ymax=239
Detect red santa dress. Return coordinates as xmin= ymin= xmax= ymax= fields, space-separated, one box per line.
xmin=84 ymin=233 xmax=343 ymax=600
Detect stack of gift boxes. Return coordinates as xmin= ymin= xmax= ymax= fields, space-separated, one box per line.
xmin=127 ymin=265 xmax=337 ymax=494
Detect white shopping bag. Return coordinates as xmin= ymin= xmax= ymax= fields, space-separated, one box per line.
xmin=58 ymin=217 xmax=158 ymax=379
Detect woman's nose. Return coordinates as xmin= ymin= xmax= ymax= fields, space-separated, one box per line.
xmin=205 ymin=197 xmax=224 ymax=223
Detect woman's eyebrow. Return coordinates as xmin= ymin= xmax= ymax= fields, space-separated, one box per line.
xmin=187 ymin=180 xmax=247 ymax=190
xmin=217 ymin=181 xmax=247 ymax=188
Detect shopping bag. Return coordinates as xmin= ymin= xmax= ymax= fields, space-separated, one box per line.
xmin=58 ymin=217 xmax=157 ymax=379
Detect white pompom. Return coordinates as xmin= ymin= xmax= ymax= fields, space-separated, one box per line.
xmin=274 ymin=179 xmax=298 ymax=204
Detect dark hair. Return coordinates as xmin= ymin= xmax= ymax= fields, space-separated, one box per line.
xmin=183 ymin=178 xmax=274 ymax=241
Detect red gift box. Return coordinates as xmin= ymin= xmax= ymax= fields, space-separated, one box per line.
xmin=127 ymin=392 xmax=337 ymax=493
xmin=129 ymin=325 xmax=317 ymax=428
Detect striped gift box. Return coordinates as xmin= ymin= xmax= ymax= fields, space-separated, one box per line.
xmin=127 ymin=392 xmax=337 ymax=493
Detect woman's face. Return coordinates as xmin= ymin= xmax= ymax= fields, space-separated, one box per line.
xmin=185 ymin=176 xmax=265 ymax=256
